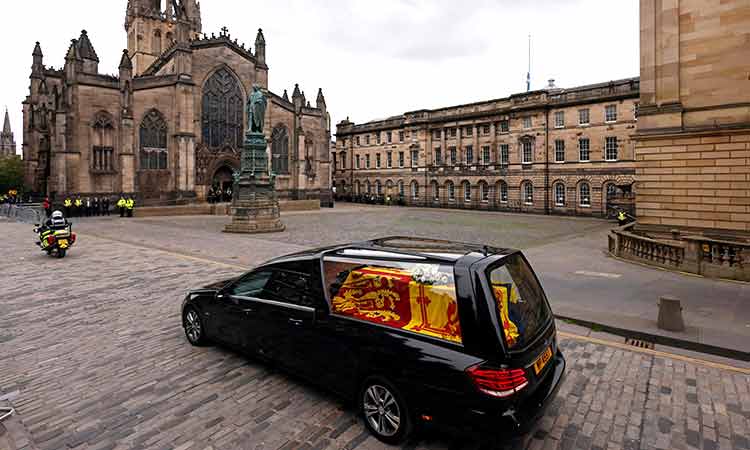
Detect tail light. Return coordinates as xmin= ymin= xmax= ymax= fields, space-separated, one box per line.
xmin=70 ymin=233 xmax=77 ymax=243
xmin=466 ymin=363 xmax=528 ymax=398
xmin=46 ymin=235 xmax=56 ymax=245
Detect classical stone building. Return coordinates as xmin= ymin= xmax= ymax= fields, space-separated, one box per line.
xmin=335 ymin=78 xmax=639 ymax=217
xmin=0 ymin=109 xmax=16 ymax=157
xmin=635 ymin=0 xmax=750 ymax=233
xmin=23 ymin=0 xmax=331 ymax=204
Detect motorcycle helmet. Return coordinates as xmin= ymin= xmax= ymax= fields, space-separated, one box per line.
xmin=51 ymin=210 xmax=64 ymax=219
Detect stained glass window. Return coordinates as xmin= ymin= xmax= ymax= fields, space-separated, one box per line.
xmin=201 ymin=68 xmax=244 ymax=149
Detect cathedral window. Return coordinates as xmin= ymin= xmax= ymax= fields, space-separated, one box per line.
xmin=202 ymin=68 xmax=244 ymax=149
xmin=271 ymin=125 xmax=290 ymax=174
xmin=139 ymin=109 xmax=168 ymax=170
xmin=92 ymin=112 xmax=115 ymax=173
xmin=153 ymin=30 xmax=162 ymax=55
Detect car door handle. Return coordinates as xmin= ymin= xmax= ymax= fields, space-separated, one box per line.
xmin=288 ymin=318 xmax=304 ymax=326
xmin=242 ymin=308 xmax=255 ymax=314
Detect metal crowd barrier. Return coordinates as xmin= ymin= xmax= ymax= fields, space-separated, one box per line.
xmin=0 ymin=204 xmax=43 ymax=224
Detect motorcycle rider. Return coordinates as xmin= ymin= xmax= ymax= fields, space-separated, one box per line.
xmin=36 ymin=210 xmax=70 ymax=238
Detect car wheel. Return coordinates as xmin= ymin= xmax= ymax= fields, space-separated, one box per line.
xmin=183 ymin=307 xmax=207 ymax=346
xmin=360 ymin=377 xmax=413 ymax=444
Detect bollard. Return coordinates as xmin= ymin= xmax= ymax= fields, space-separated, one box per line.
xmin=658 ymin=296 xmax=685 ymax=332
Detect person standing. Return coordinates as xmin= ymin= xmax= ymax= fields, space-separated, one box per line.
xmin=126 ymin=196 xmax=135 ymax=218
xmin=103 ymin=196 xmax=110 ymax=216
xmin=84 ymin=197 xmax=91 ymax=217
xmin=117 ymin=195 xmax=126 ymax=218
xmin=64 ymin=196 xmax=72 ymax=217
xmin=74 ymin=196 xmax=83 ymax=218
xmin=93 ymin=197 xmax=100 ymax=216
xmin=42 ymin=197 xmax=51 ymax=218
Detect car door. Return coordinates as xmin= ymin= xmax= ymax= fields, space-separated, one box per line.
xmin=214 ymin=270 xmax=273 ymax=351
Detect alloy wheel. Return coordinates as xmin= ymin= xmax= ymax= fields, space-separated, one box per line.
xmin=363 ymin=384 xmax=401 ymax=437
xmin=184 ymin=310 xmax=202 ymax=343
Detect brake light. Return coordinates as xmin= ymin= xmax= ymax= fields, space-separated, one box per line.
xmin=70 ymin=233 xmax=77 ymax=243
xmin=466 ymin=363 xmax=528 ymax=398
xmin=46 ymin=235 xmax=56 ymax=245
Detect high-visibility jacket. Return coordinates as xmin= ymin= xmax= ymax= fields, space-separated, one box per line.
xmin=117 ymin=198 xmax=126 ymax=208
xmin=74 ymin=199 xmax=83 ymax=207
xmin=126 ymin=199 xmax=134 ymax=210
xmin=618 ymin=212 xmax=626 ymax=221
xmin=64 ymin=198 xmax=72 ymax=207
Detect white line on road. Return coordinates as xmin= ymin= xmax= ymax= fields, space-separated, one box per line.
xmin=574 ymin=270 xmax=622 ymax=279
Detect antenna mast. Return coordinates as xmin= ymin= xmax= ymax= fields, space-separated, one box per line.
xmin=526 ymin=34 xmax=531 ymax=92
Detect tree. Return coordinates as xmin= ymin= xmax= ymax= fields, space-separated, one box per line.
xmin=0 ymin=156 xmax=24 ymax=195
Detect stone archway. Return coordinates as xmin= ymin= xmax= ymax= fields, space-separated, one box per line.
xmin=211 ymin=164 xmax=236 ymax=202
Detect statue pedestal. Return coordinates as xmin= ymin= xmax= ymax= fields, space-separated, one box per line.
xmin=223 ymin=131 xmax=285 ymax=234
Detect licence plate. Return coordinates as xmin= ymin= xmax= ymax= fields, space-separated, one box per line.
xmin=58 ymin=239 xmax=68 ymax=248
xmin=533 ymin=346 xmax=553 ymax=375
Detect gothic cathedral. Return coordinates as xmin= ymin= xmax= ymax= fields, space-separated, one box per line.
xmin=23 ymin=0 xmax=332 ymax=204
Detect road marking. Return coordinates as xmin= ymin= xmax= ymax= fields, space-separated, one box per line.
xmin=558 ymin=331 xmax=750 ymax=374
xmin=574 ymin=270 xmax=622 ymax=279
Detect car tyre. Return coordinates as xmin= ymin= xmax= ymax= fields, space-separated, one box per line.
xmin=183 ymin=307 xmax=208 ymax=346
xmin=359 ymin=376 xmax=413 ymax=444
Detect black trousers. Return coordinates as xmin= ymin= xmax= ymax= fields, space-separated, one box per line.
xmin=120 ymin=207 xmax=125 ymax=217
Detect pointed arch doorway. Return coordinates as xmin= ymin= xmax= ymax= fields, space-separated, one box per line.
xmin=212 ymin=164 xmax=236 ymax=202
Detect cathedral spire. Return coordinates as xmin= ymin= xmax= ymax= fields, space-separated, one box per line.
xmin=255 ymin=28 xmax=266 ymax=66
xmin=31 ymin=42 xmax=44 ymax=78
xmin=3 ymin=109 xmax=10 ymax=135
xmin=77 ymin=30 xmax=99 ymax=62
xmin=316 ymin=88 xmax=326 ymax=110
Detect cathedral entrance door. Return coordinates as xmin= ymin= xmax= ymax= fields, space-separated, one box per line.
xmin=212 ymin=165 xmax=235 ymax=202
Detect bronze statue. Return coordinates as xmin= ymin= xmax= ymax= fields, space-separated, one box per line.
xmin=246 ymin=85 xmax=267 ymax=134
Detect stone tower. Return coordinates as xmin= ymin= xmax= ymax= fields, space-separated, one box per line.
xmin=125 ymin=0 xmax=202 ymax=75
xmin=0 ymin=108 xmax=17 ymax=157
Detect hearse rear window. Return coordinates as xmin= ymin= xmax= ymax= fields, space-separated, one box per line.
xmin=323 ymin=257 xmax=462 ymax=344
xmin=488 ymin=254 xmax=552 ymax=350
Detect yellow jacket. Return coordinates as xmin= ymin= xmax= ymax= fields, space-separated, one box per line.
xmin=74 ymin=199 xmax=83 ymax=207
xmin=126 ymin=199 xmax=134 ymax=209
xmin=117 ymin=198 xmax=126 ymax=207
xmin=64 ymin=199 xmax=72 ymax=207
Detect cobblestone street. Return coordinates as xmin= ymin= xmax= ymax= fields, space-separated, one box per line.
xmin=1 ymin=215 xmax=749 ymax=450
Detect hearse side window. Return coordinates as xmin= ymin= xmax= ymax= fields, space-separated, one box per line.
xmin=228 ymin=261 xmax=319 ymax=309
xmin=488 ymin=254 xmax=552 ymax=350
xmin=323 ymin=257 xmax=462 ymax=344
xmin=226 ymin=271 xmax=273 ymax=297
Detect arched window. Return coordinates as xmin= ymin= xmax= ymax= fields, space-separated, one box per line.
xmin=480 ymin=182 xmax=490 ymax=202
xmin=366 ymin=180 xmax=371 ymax=194
xmin=447 ymin=181 xmax=455 ymax=201
xmin=497 ymin=181 xmax=508 ymax=203
xmin=152 ymin=30 xmax=162 ymax=55
xmin=579 ymin=182 xmax=591 ymax=206
xmin=522 ymin=181 xmax=534 ymax=205
xmin=375 ymin=180 xmax=382 ymax=196
xmin=411 ymin=181 xmax=419 ymax=199
xmin=398 ymin=180 xmax=405 ymax=197
xmin=431 ymin=181 xmax=439 ymax=201
xmin=139 ymin=110 xmax=168 ymax=170
xmin=202 ymin=68 xmax=244 ymax=149
xmin=463 ymin=181 xmax=471 ymax=202
xmin=271 ymin=126 xmax=289 ymax=174
xmin=92 ymin=112 xmax=114 ymax=172
xmin=554 ymin=183 xmax=566 ymax=206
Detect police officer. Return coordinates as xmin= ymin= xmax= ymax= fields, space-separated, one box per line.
xmin=117 ymin=195 xmax=126 ymax=218
xmin=102 ymin=196 xmax=110 ymax=216
xmin=617 ymin=209 xmax=628 ymax=227
xmin=64 ymin=196 xmax=72 ymax=217
xmin=126 ymin=196 xmax=135 ymax=218
xmin=74 ymin=196 xmax=83 ymax=217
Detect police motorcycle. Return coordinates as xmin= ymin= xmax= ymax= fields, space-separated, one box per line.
xmin=34 ymin=211 xmax=77 ymax=258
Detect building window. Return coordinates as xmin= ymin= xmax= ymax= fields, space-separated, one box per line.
xmin=365 ymin=135 xmax=370 ymax=145
xmin=500 ymin=144 xmax=509 ymax=165
xmin=463 ymin=181 xmax=471 ymax=202
xmin=554 ymin=111 xmax=565 ymax=128
xmin=398 ymin=180 xmax=404 ymax=196
xmin=355 ymin=154 xmax=361 ymax=169
xmin=480 ymin=182 xmax=489 ymax=202
xmin=578 ymin=108 xmax=590 ymax=126
xmin=338 ymin=152 xmax=346 ymax=170
xmin=499 ymin=181 xmax=508 ymax=203
xmin=465 ymin=145 xmax=473 ymax=164
xmin=411 ymin=181 xmax=419 ymax=199
xmin=387 ymin=151 xmax=393 ymax=168
xmin=366 ymin=181 xmax=371 ymax=194
xmin=435 ymin=147 xmax=442 ymax=165
xmin=411 ymin=149 xmax=419 ymax=167
xmin=411 ymin=130 xmax=418 ymax=139
xmin=465 ymin=126 xmax=473 ymax=137
xmin=398 ymin=151 xmax=404 ymax=167
xmin=139 ymin=109 xmax=168 ymax=170
xmin=271 ymin=126 xmax=290 ymax=174
xmin=432 ymin=181 xmax=439 ymax=201
xmin=449 ymin=128 xmax=457 ymax=138
xmin=433 ymin=130 xmax=441 ymax=140
xmin=365 ymin=154 xmax=371 ymax=169
xmin=375 ymin=180 xmax=382 ymax=196
xmin=201 ymin=68 xmax=243 ymax=149
xmin=522 ymin=182 xmax=534 ymax=205
xmin=605 ymin=105 xmax=617 ymax=123
xmin=376 ymin=133 xmax=381 ymax=144
xmin=449 ymin=146 xmax=457 ymax=165
xmin=483 ymin=124 xmax=491 ymax=135
xmin=447 ymin=181 xmax=455 ymax=201
xmin=522 ymin=140 xmax=533 ymax=164
xmin=579 ymin=138 xmax=590 ymax=162
xmin=605 ymin=137 xmax=618 ymax=161
xmin=554 ymin=183 xmax=565 ymax=206
xmin=387 ymin=132 xmax=392 ymax=143
xmin=579 ymin=182 xmax=591 ymax=207
xmin=376 ymin=153 xmax=381 ymax=168
xmin=356 ymin=136 xmax=360 ymax=146
xmin=499 ymin=120 xmax=509 ymax=133
xmin=399 ymin=131 xmax=404 ymax=142
xmin=92 ymin=112 xmax=115 ymax=172
xmin=481 ymin=146 xmax=490 ymax=165
xmin=554 ymin=140 xmax=565 ymax=163
xmin=523 ymin=117 xmax=532 ymax=129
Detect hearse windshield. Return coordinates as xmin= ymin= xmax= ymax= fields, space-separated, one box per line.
xmin=487 ymin=254 xmax=552 ymax=350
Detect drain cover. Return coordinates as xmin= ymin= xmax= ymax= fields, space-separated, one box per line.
xmin=625 ymin=337 xmax=655 ymax=349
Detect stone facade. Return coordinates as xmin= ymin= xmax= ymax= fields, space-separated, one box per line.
xmin=23 ymin=0 xmax=331 ymax=204
xmin=635 ymin=0 xmax=750 ymax=233
xmin=0 ymin=109 xmax=16 ymax=157
xmin=335 ymin=78 xmax=639 ymax=217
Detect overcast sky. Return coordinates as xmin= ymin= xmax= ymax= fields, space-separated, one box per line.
xmin=0 ymin=0 xmax=639 ymax=154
